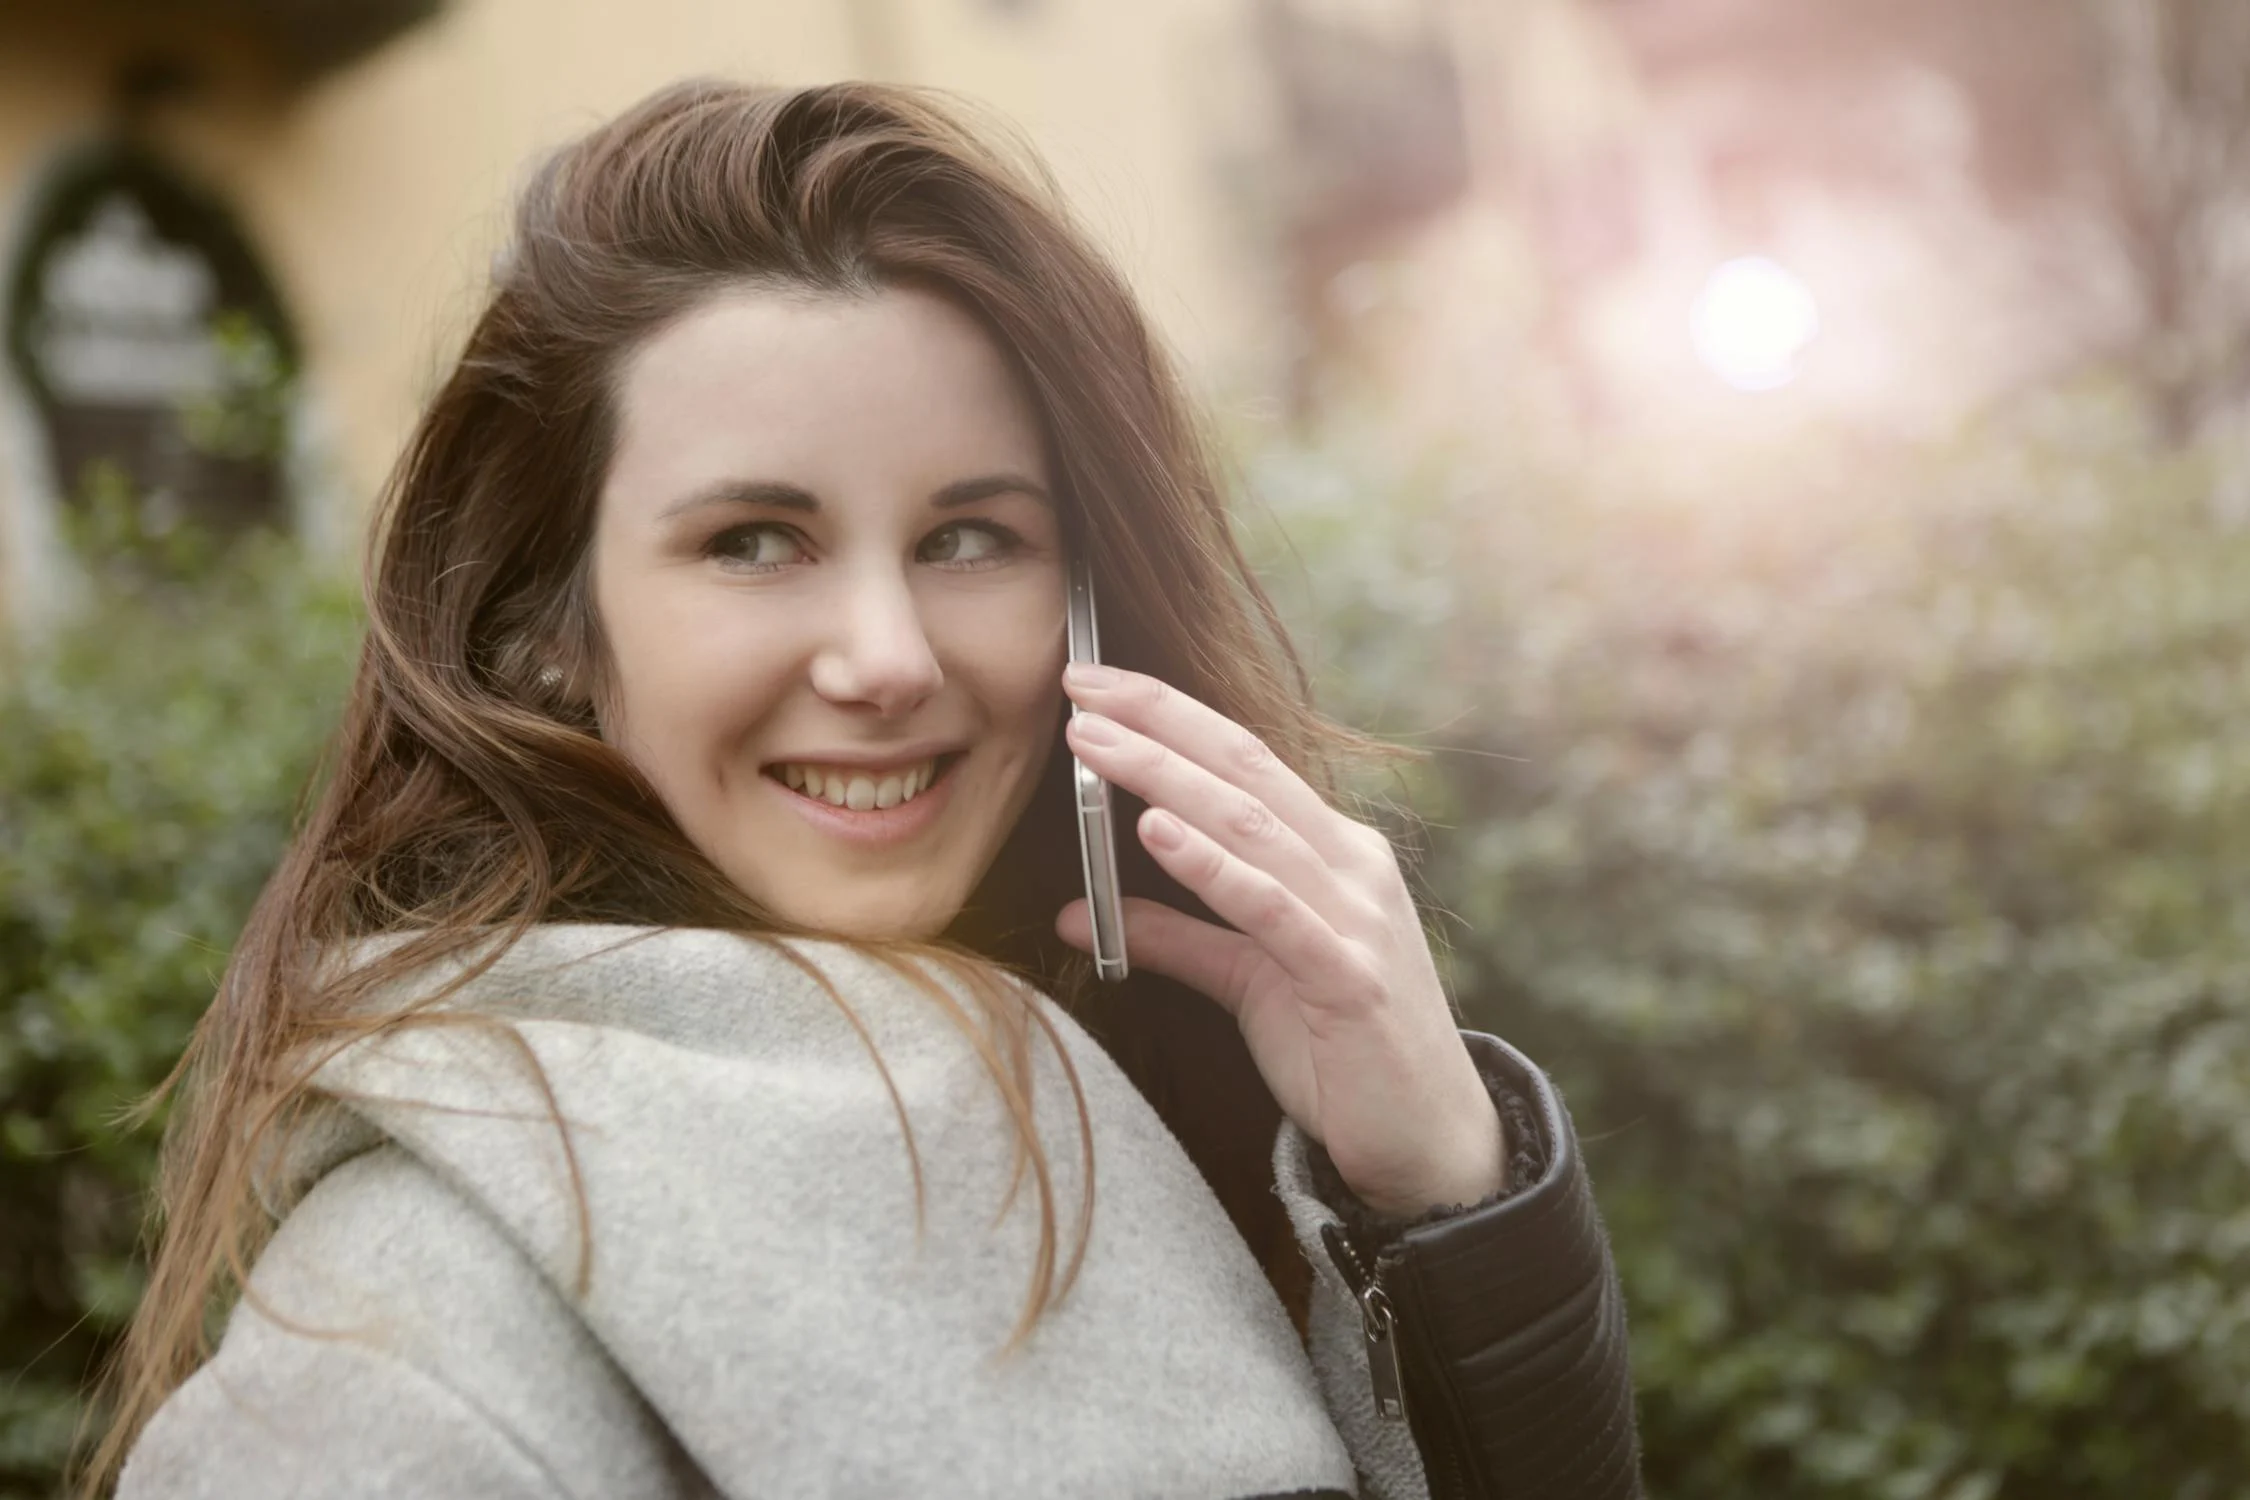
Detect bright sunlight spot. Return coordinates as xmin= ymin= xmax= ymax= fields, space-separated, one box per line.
xmin=1690 ymin=257 xmax=1821 ymax=392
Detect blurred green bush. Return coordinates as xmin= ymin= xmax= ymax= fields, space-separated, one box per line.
xmin=1245 ymin=389 xmax=2250 ymax=1499
xmin=0 ymin=498 xmax=359 ymax=1496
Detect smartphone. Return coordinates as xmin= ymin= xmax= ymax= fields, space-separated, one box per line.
xmin=1066 ymin=555 xmax=1129 ymax=982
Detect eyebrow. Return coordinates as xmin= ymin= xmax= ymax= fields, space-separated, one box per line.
xmin=656 ymin=473 xmax=1052 ymax=521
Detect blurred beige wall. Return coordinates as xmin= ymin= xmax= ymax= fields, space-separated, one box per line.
xmin=1 ymin=0 xmax=1312 ymax=619
xmin=203 ymin=0 xmax=1287 ymax=506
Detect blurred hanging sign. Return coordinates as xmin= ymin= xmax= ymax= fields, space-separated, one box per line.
xmin=5 ymin=143 xmax=298 ymax=541
xmin=34 ymin=197 xmax=225 ymax=406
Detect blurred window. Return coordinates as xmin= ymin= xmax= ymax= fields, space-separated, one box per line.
xmin=4 ymin=141 xmax=298 ymax=545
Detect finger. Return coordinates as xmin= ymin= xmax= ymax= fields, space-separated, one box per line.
xmin=1056 ymin=895 xmax=1267 ymax=1019
xmin=1064 ymin=710 xmax=1355 ymax=929
xmin=1063 ymin=665 xmax=1375 ymax=871
xmin=1130 ymin=805 xmax=1358 ymax=998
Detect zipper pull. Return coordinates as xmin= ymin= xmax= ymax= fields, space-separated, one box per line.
xmin=1321 ymin=1222 xmax=1411 ymax=1425
xmin=1358 ymin=1280 xmax=1409 ymax=1423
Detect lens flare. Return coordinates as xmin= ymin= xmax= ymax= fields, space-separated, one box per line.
xmin=1690 ymin=257 xmax=1820 ymax=391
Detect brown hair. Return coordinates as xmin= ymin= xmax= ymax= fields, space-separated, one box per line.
xmin=78 ymin=78 xmax=1386 ymax=1494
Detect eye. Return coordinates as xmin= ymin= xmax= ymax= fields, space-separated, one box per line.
xmin=920 ymin=520 xmax=1022 ymax=569
xmin=708 ymin=523 xmax=808 ymax=572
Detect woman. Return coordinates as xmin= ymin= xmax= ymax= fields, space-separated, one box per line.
xmin=89 ymin=80 xmax=1639 ymax=1499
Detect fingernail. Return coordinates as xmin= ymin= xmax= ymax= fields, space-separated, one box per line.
xmin=1141 ymin=809 xmax=1182 ymax=850
xmin=1064 ymin=662 xmax=1119 ymax=690
xmin=1071 ymin=711 xmax=1118 ymax=745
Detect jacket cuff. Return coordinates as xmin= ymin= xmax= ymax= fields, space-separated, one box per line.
xmin=1378 ymin=1031 xmax=1644 ymax=1498
xmin=1271 ymin=1030 xmax=1643 ymax=1499
xmin=1302 ymin=1041 xmax=1550 ymax=1248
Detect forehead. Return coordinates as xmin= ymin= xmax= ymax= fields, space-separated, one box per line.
xmin=601 ymin=284 xmax=1049 ymax=519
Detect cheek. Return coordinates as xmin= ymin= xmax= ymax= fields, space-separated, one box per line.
xmin=935 ymin=586 xmax=1068 ymax=732
xmin=596 ymin=574 xmax=789 ymax=755
xmin=1001 ymin=632 xmax=1069 ymax=724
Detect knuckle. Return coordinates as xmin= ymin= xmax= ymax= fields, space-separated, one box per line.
xmin=1228 ymin=794 xmax=1279 ymax=844
xmin=1247 ymin=880 xmax=1298 ymax=934
xmin=1159 ymin=818 xmax=1206 ymax=864
xmin=1130 ymin=674 xmax=1173 ymax=714
xmin=1234 ymin=726 xmax=1277 ymax=774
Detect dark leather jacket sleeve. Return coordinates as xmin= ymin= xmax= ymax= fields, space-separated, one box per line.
xmin=1306 ymin=1031 xmax=1643 ymax=1500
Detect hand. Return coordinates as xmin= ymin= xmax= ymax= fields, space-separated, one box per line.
xmin=1054 ymin=663 xmax=1506 ymax=1220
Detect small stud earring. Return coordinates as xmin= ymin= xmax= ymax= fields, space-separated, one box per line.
xmin=536 ymin=665 xmax=564 ymax=692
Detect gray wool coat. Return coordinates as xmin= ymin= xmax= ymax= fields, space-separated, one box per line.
xmin=117 ymin=925 xmax=1443 ymax=1499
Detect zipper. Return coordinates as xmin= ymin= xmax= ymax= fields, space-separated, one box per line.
xmin=1321 ymin=1221 xmax=1409 ymax=1422
xmin=1320 ymin=1221 xmax=1476 ymax=1500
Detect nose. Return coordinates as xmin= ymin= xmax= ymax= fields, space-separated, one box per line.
xmin=807 ymin=565 xmax=944 ymax=716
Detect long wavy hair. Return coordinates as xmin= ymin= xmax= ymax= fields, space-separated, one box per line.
xmin=79 ymin=77 xmax=1387 ymax=1495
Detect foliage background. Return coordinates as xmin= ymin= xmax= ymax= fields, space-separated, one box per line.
xmin=4 ymin=385 xmax=2250 ymax=1498
xmin=1243 ymin=386 xmax=2250 ymax=1499
xmin=0 ymin=504 xmax=360 ymax=1496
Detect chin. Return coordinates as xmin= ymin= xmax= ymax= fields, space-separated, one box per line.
xmin=769 ymin=879 xmax=965 ymax=944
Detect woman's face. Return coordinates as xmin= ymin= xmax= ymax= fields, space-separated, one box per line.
xmin=589 ymin=284 xmax=1068 ymax=939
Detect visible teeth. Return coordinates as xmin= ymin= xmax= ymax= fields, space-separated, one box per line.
xmin=777 ymin=758 xmax=939 ymax=809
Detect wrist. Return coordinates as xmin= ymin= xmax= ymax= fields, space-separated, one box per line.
xmin=1358 ymin=1089 xmax=1508 ymax=1222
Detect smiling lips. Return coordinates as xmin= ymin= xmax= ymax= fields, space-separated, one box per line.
xmin=765 ymin=754 xmax=959 ymax=846
xmin=773 ymin=757 xmax=942 ymax=810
